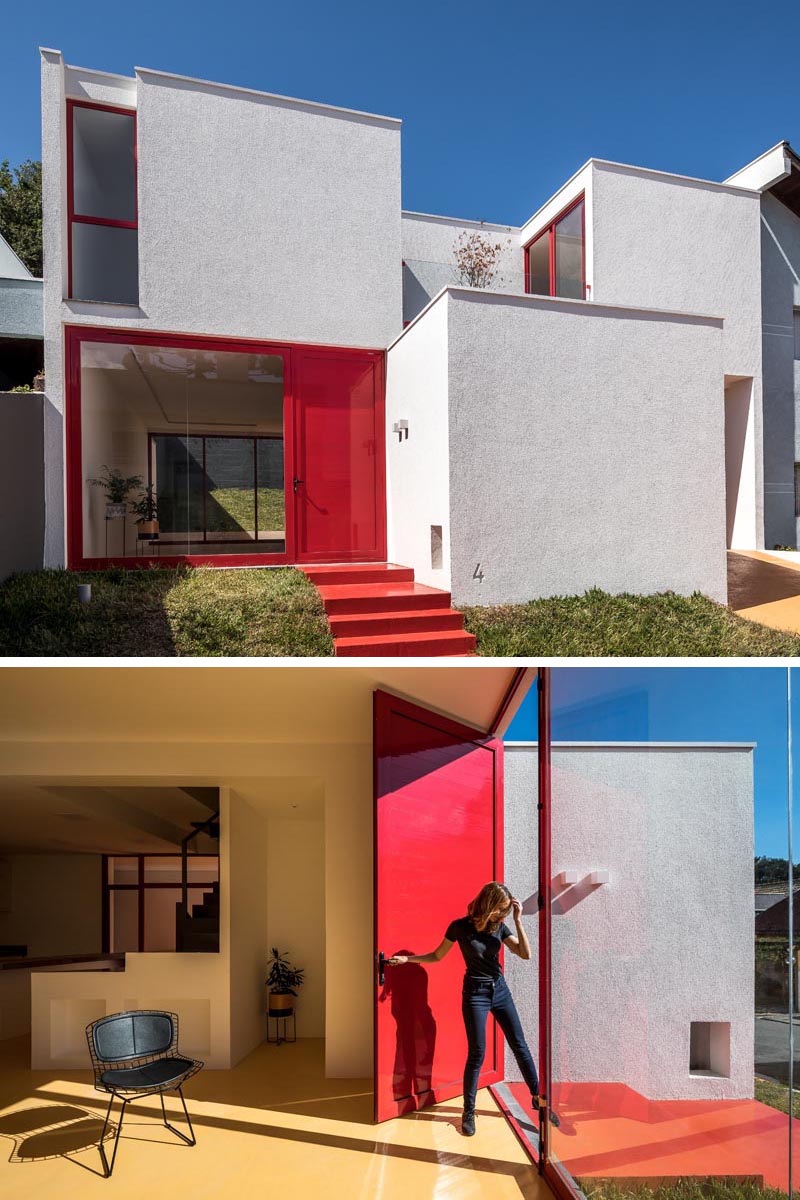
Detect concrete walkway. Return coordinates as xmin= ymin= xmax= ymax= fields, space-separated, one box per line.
xmin=728 ymin=550 xmax=800 ymax=636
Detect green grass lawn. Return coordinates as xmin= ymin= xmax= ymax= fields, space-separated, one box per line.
xmin=0 ymin=568 xmax=333 ymax=657
xmin=579 ymin=1179 xmax=785 ymax=1200
xmin=206 ymin=487 xmax=285 ymax=533
xmin=755 ymin=1073 xmax=800 ymax=1118
xmin=464 ymin=588 xmax=800 ymax=656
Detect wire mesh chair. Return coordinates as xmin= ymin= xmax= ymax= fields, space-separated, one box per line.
xmin=86 ymin=1010 xmax=204 ymax=1178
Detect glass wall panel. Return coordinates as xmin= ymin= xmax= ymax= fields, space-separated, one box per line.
xmin=554 ymin=201 xmax=583 ymax=299
xmin=502 ymin=667 xmax=792 ymax=1197
xmin=70 ymin=224 xmax=138 ymax=304
xmin=72 ymin=106 xmax=136 ymax=221
xmin=526 ymin=231 xmax=550 ymax=296
xmin=79 ymin=340 xmax=285 ymax=559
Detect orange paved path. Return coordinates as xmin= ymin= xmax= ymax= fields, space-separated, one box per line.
xmin=507 ymin=1081 xmax=792 ymax=1191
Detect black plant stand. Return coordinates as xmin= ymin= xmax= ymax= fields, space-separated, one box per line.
xmin=267 ymin=1012 xmax=296 ymax=1045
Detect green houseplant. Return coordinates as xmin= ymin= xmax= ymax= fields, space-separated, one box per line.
xmin=88 ymin=466 xmax=143 ymax=521
xmin=266 ymin=947 xmax=305 ymax=1016
xmin=130 ymin=484 xmax=159 ymax=540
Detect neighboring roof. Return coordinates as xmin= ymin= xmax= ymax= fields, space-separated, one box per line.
xmin=725 ymin=141 xmax=800 ymax=217
xmin=756 ymin=889 xmax=800 ymax=935
xmin=755 ymin=890 xmax=790 ymax=915
xmin=0 ymin=232 xmax=34 ymax=281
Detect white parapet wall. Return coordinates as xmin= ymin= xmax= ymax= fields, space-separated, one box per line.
xmin=503 ymin=743 xmax=755 ymax=1101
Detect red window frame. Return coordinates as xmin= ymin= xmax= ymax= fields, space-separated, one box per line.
xmin=523 ymin=194 xmax=586 ymax=300
xmin=65 ymin=324 xmax=387 ymax=571
xmin=66 ymin=98 xmax=138 ymax=302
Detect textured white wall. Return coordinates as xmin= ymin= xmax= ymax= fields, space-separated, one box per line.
xmin=386 ymin=293 xmax=451 ymax=589
xmin=504 ymin=744 xmax=754 ymax=1101
xmin=444 ymin=289 xmax=727 ymax=606
xmin=759 ymin=192 xmax=800 ymax=548
xmin=0 ymin=233 xmax=34 ymax=281
xmin=402 ymin=213 xmax=522 ymax=322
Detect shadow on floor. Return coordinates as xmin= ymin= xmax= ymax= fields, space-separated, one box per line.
xmin=728 ymin=552 xmax=800 ymax=609
xmin=0 ymin=1101 xmax=113 ymax=1175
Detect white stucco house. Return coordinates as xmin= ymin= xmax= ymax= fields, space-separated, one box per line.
xmin=31 ymin=48 xmax=800 ymax=610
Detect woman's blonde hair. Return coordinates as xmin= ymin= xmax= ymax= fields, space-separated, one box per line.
xmin=467 ymin=882 xmax=512 ymax=933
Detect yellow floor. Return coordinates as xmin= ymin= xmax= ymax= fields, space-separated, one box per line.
xmin=728 ymin=549 xmax=800 ymax=635
xmin=0 ymin=1036 xmax=548 ymax=1200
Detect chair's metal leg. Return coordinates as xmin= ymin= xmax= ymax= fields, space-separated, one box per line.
xmin=160 ymin=1086 xmax=196 ymax=1146
xmin=98 ymin=1093 xmax=126 ymax=1178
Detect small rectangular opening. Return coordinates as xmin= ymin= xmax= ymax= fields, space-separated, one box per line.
xmin=689 ymin=1021 xmax=730 ymax=1077
xmin=431 ymin=525 xmax=443 ymax=570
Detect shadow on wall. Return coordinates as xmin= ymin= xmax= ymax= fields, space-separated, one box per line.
xmin=0 ymin=392 xmax=45 ymax=581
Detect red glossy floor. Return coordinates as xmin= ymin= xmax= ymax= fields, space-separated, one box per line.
xmin=503 ymin=1082 xmax=792 ymax=1191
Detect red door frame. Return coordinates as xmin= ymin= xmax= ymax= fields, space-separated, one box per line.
xmin=66 ymin=99 xmax=138 ymax=302
xmin=64 ymin=324 xmax=386 ymax=570
xmin=523 ymin=193 xmax=586 ymax=301
xmin=373 ymin=689 xmax=505 ymax=1122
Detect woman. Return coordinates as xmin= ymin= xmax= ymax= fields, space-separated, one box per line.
xmin=388 ymin=881 xmax=556 ymax=1137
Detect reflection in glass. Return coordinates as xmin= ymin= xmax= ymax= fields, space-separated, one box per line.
xmin=80 ymin=342 xmax=285 ymax=558
xmin=526 ymin=231 xmax=550 ymax=296
xmin=554 ymin=202 xmax=583 ymax=299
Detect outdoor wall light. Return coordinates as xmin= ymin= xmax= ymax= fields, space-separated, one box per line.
xmin=556 ymin=869 xmax=580 ymax=886
xmin=589 ymin=870 xmax=611 ymax=886
xmin=392 ymin=419 xmax=409 ymax=442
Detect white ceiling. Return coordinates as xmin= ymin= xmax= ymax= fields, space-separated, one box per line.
xmin=0 ymin=666 xmax=527 ymax=746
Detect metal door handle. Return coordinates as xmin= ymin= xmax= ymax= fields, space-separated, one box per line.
xmin=293 ymin=477 xmax=304 ymax=494
xmin=378 ymin=951 xmax=385 ymax=985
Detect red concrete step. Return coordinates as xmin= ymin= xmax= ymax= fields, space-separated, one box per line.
xmin=318 ymin=582 xmax=453 ymax=615
xmin=335 ymin=629 xmax=477 ymax=657
xmin=329 ymin=607 xmax=466 ymax=639
xmin=302 ymin=563 xmax=414 ymax=586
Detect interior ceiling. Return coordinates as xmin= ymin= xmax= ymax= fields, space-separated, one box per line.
xmin=0 ymin=784 xmax=219 ymax=855
xmin=0 ymin=667 xmax=528 ymax=747
xmin=84 ymin=343 xmax=283 ymax=427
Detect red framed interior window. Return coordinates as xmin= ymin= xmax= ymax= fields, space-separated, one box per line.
xmin=66 ymin=99 xmax=139 ymax=304
xmin=523 ymin=195 xmax=585 ymax=301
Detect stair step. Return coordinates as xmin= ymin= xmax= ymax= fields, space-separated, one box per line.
xmin=319 ymin=582 xmax=452 ymax=615
xmin=302 ymin=563 xmax=414 ymax=586
xmin=329 ymin=608 xmax=465 ymax=637
xmin=335 ymin=629 xmax=477 ymax=657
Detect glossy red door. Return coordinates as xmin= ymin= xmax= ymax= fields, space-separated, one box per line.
xmin=294 ymin=349 xmax=385 ymax=563
xmin=373 ymin=690 xmax=504 ymax=1122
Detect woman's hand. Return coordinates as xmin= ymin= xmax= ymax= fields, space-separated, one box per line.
xmin=387 ymin=955 xmax=409 ymax=966
xmin=510 ymin=897 xmax=523 ymax=922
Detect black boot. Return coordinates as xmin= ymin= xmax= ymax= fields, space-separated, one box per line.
xmin=461 ymin=1108 xmax=476 ymax=1136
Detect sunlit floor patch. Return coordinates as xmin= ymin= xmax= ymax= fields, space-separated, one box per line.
xmin=0 ymin=1036 xmax=549 ymax=1199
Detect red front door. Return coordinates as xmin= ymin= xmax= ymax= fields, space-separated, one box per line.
xmin=373 ymin=690 xmax=504 ymax=1122
xmin=293 ymin=348 xmax=385 ymax=563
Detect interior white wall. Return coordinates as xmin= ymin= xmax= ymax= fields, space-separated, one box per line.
xmin=0 ymin=854 xmax=102 ymax=956
xmin=227 ymin=788 xmax=269 ymax=1066
xmin=386 ymin=293 xmax=451 ymax=590
xmin=266 ymin=817 xmax=325 ymax=1038
xmin=725 ymin=377 xmax=758 ymax=548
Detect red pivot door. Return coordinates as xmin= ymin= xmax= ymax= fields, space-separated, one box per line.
xmin=373 ymin=690 xmax=504 ymax=1122
xmin=294 ymin=349 xmax=384 ymax=563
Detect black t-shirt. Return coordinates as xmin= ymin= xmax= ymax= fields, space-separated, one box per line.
xmin=445 ymin=915 xmax=512 ymax=980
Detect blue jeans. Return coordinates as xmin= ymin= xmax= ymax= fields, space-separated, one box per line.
xmin=461 ymin=974 xmax=539 ymax=1111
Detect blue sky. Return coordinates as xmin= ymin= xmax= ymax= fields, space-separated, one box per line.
xmin=507 ymin=668 xmax=796 ymax=859
xmin=2 ymin=0 xmax=799 ymax=225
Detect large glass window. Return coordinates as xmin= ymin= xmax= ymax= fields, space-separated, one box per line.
xmin=78 ymin=338 xmax=286 ymax=560
xmin=68 ymin=102 xmax=138 ymax=304
xmin=524 ymin=197 xmax=584 ymax=299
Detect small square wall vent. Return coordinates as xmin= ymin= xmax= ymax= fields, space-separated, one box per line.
xmin=689 ymin=1021 xmax=730 ymax=1077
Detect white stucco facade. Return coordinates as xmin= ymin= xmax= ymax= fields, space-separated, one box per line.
xmin=30 ymin=46 xmax=798 ymax=601
xmin=387 ymin=288 xmax=727 ymax=605
xmin=504 ymin=743 xmax=755 ymax=1101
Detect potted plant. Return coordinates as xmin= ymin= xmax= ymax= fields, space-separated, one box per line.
xmin=266 ymin=947 xmax=305 ymax=1016
xmin=88 ymin=466 xmax=143 ymax=521
xmin=130 ymin=484 xmax=160 ymax=540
